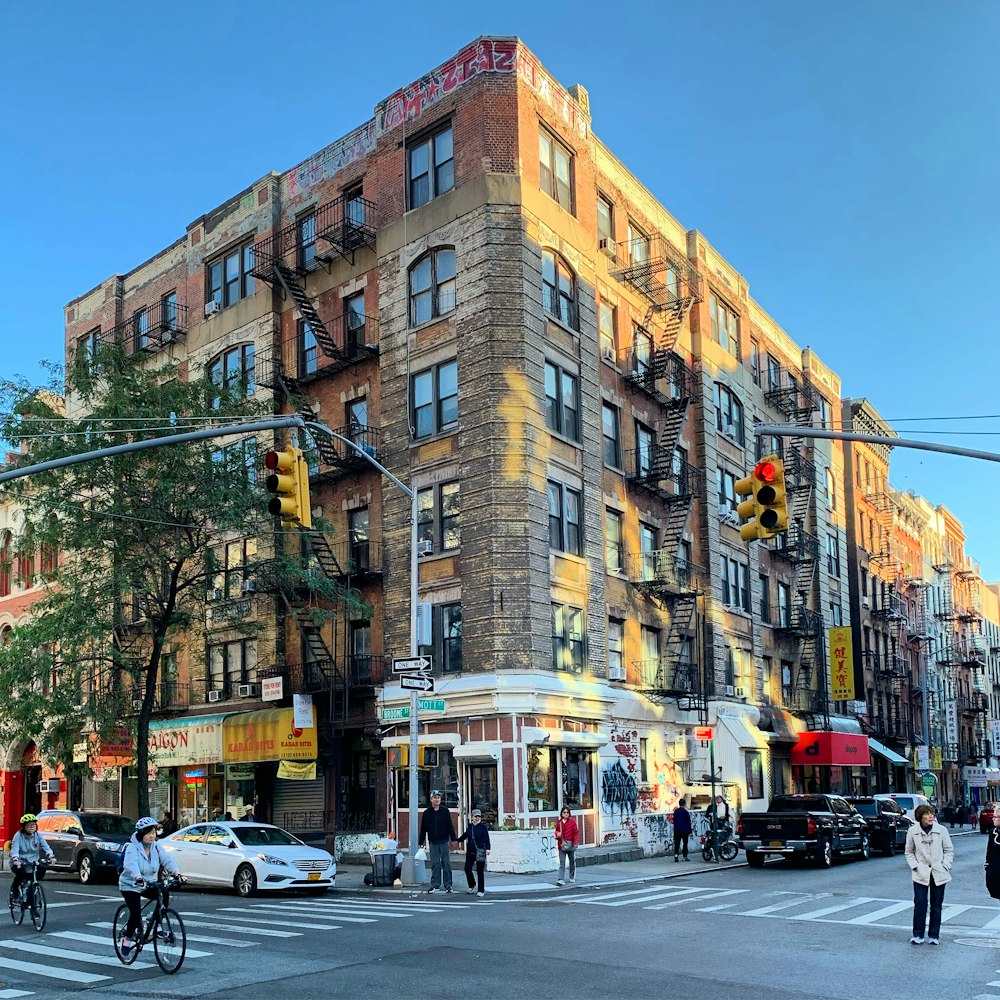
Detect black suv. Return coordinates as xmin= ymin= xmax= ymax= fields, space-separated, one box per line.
xmin=843 ymin=796 xmax=911 ymax=856
xmin=36 ymin=810 xmax=134 ymax=883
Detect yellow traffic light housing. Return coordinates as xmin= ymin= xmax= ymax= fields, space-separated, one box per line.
xmin=265 ymin=447 xmax=312 ymax=529
xmin=387 ymin=745 xmax=408 ymax=768
xmin=736 ymin=455 xmax=788 ymax=541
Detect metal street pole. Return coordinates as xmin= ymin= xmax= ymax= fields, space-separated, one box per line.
xmin=709 ymin=736 xmax=719 ymax=863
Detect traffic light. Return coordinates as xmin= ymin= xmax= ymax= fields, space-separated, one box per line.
xmin=264 ymin=447 xmax=312 ymax=530
xmin=736 ymin=455 xmax=788 ymax=541
xmin=419 ymin=746 xmax=439 ymax=768
xmin=387 ymin=746 xmax=408 ymax=769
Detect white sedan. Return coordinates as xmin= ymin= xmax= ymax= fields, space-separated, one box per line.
xmin=159 ymin=822 xmax=336 ymax=897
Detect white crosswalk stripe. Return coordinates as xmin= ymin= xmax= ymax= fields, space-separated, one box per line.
xmin=214 ymin=908 xmax=346 ymax=929
xmin=177 ymin=914 xmax=302 ymax=937
xmin=0 ymin=989 xmax=34 ymax=998
xmin=0 ymin=939 xmax=155 ymax=970
xmin=644 ymin=889 xmax=750 ymax=910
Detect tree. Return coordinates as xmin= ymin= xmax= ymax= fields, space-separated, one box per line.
xmin=0 ymin=343 xmax=359 ymax=818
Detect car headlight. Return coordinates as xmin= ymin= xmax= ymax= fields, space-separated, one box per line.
xmin=256 ymin=853 xmax=288 ymax=866
xmin=96 ymin=842 xmax=121 ymax=852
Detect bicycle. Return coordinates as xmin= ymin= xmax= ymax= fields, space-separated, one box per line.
xmin=112 ymin=875 xmax=186 ymax=974
xmin=8 ymin=860 xmax=48 ymax=931
xmin=701 ymin=826 xmax=739 ymax=863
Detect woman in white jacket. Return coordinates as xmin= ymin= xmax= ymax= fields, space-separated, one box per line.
xmin=904 ymin=803 xmax=954 ymax=945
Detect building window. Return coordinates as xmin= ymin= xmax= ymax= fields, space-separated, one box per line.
xmin=408 ymin=124 xmax=454 ymax=209
xmin=608 ymin=619 xmax=625 ymax=680
xmin=639 ymin=738 xmax=649 ymax=783
xmin=720 ymin=557 xmax=750 ymax=612
xmin=756 ymin=434 xmax=783 ymax=462
xmin=627 ymin=221 xmax=649 ymax=265
xmin=132 ymin=308 xmax=149 ymax=352
xmin=299 ymin=321 xmax=318 ymax=376
xmin=598 ymin=301 xmax=616 ymax=361
xmin=409 ymin=248 xmax=456 ymax=325
xmin=639 ymin=522 xmax=658 ymax=565
xmin=827 ymin=534 xmax=841 ymax=577
xmin=547 ymin=481 xmax=583 ymax=556
xmin=544 ymin=362 xmax=580 ymax=442
xmin=709 ymin=294 xmax=740 ymax=358
xmin=632 ymin=422 xmax=654 ymax=478
xmin=297 ymin=212 xmax=316 ymax=270
xmin=539 ymin=126 xmax=573 ymax=212
xmin=750 ymin=340 xmax=760 ymax=385
xmin=746 ymin=751 xmax=764 ymax=798
xmin=417 ymin=602 xmax=463 ymax=673
xmin=717 ymin=468 xmax=738 ymax=513
xmin=777 ymin=582 xmax=792 ymax=627
xmin=76 ymin=327 xmax=101 ymax=372
xmin=208 ymin=343 xmax=256 ymax=406
xmin=640 ymin=626 xmax=660 ymax=683
xmin=161 ymin=291 xmax=178 ymax=333
xmin=632 ymin=324 xmax=653 ymax=376
xmin=826 ymin=468 xmax=837 ymax=511
xmin=397 ymin=747 xmax=458 ymax=809
xmin=767 ymin=354 xmax=781 ymax=391
xmin=542 ymin=250 xmax=578 ymax=329
xmin=207 ymin=240 xmax=255 ymax=309
xmin=552 ymin=603 xmax=586 ymax=673
xmin=208 ymin=639 xmax=258 ymax=697
xmin=829 ymin=602 xmax=843 ymax=627
xmin=562 ymin=750 xmax=594 ymax=809
xmin=345 ymin=291 xmax=366 ymax=352
xmin=602 ymin=403 xmax=622 ymax=469
xmin=818 ymin=397 xmax=833 ymax=429
xmin=605 ymin=508 xmax=624 ymax=572
xmin=597 ymin=194 xmax=614 ymax=246
xmin=411 ymin=360 xmax=458 ymax=439
xmin=210 ymin=537 xmax=258 ymax=601
xmin=759 ymin=574 xmax=771 ymax=624
xmin=417 ymin=481 xmax=461 ymax=554
xmin=715 ymin=383 xmax=745 ymax=445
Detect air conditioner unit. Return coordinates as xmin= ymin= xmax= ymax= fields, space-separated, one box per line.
xmin=207 ymin=588 xmax=223 ymax=602
xmin=132 ymin=698 xmax=144 ymax=712
xmin=862 ymin=597 xmax=871 ymax=609
xmin=609 ymin=664 xmax=626 ymax=681
xmin=735 ymin=686 xmax=746 ymax=698
xmin=237 ymin=683 xmax=259 ymax=698
xmin=725 ymin=684 xmax=735 ymax=697
xmin=599 ymin=237 xmax=616 ymax=259
xmin=204 ymin=300 xmax=222 ymax=317
xmin=208 ymin=689 xmax=222 ymax=703
xmin=417 ymin=540 xmax=433 ymax=556
xmin=721 ymin=422 xmax=738 ymax=442
xmin=602 ymin=346 xmax=616 ymax=362
xmin=242 ymin=579 xmax=256 ymax=594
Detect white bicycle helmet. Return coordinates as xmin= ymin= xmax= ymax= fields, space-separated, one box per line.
xmin=135 ymin=816 xmax=158 ymax=834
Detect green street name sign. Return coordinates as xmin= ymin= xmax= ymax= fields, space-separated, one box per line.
xmin=381 ymin=699 xmax=446 ymax=720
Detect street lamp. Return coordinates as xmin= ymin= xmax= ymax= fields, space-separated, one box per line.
xmin=304 ymin=422 xmax=424 ymax=885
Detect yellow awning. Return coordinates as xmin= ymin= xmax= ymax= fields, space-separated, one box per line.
xmin=223 ymin=707 xmax=317 ymax=763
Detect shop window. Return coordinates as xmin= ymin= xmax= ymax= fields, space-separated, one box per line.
xmin=746 ymin=751 xmax=764 ymax=798
xmin=562 ymin=749 xmax=594 ymax=809
xmin=467 ymin=763 xmax=499 ymax=828
xmin=397 ymin=747 xmax=458 ymax=808
xmin=527 ymin=746 xmax=557 ymax=812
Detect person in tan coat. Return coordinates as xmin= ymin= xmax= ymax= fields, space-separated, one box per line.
xmin=904 ymin=803 xmax=955 ymax=945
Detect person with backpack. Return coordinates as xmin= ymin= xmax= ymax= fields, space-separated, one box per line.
xmin=10 ymin=814 xmax=54 ymax=902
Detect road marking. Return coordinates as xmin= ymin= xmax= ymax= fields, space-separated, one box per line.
xmin=581 ymin=887 xmax=713 ymax=907
xmin=59 ymin=928 xmax=252 ymax=949
xmin=0 ymin=990 xmax=35 ymax=998
xmin=295 ymin=903 xmax=413 ymax=918
xmin=0 ymin=939 xmax=154 ymax=970
xmin=0 ymin=955 xmax=108 ymax=983
xmin=46 ymin=901 xmax=102 ymax=908
xmin=645 ymin=889 xmax=750 ymax=911
xmin=941 ymin=903 xmax=973 ymax=922
xmin=569 ymin=885 xmax=709 ymax=904
xmin=787 ymin=898 xmax=877 ymax=921
xmin=83 ymin=924 xmax=214 ymax=958
xmin=843 ymin=901 xmax=912 ymax=925
xmin=738 ymin=897 xmax=830 ymax=917
xmin=982 ymin=913 xmax=1000 ymax=931
xmin=213 ymin=909 xmax=345 ymax=930
xmin=695 ymin=902 xmax=740 ymax=912
xmin=176 ymin=915 xmax=301 ymax=938
xmin=56 ymin=890 xmax=118 ymax=899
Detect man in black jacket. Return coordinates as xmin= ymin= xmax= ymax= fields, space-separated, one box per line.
xmin=419 ymin=790 xmax=456 ymax=892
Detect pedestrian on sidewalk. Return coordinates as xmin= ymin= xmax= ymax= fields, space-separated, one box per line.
xmin=672 ymin=798 xmax=692 ymax=862
xmin=458 ymin=808 xmax=491 ymax=897
xmin=984 ymin=806 xmax=1000 ymax=900
xmin=419 ymin=790 xmax=456 ymax=893
xmin=555 ymin=806 xmax=580 ymax=886
xmin=905 ymin=803 xmax=954 ymax=945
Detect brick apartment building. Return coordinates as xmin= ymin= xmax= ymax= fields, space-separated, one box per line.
xmin=55 ymin=35 xmax=1000 ymax=856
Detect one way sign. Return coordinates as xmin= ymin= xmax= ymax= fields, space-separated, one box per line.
xmin=400 ymin=674 xmax=434 ymax=692
xmin=393 ymin=656 xmax=432 ymax=674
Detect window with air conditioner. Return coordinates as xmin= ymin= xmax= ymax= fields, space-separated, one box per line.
xmin=597 ymin=193 xmax=614 ymax=248
xmin=417 ymin=481 xmax=460 ymax=556
xmin=608 ymin=618 xmax=625 ymax=680
xmin=206 ymin=239 xmax=255 ymax=310
xmin=598 ymin=301 xmax=616 ymax=362
xmin=710 ymin=293 xmax=740 ymax=359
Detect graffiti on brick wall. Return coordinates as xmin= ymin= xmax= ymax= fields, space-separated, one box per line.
xmin=517 ymin=49 xmax=589 ymax=139
xmin=288 ymin=120 xmax=378 ymax=198
xmin=377 ymin=38 xmax=518 ymax=133
xmin=601 ymin=760 xmax=638 ymax=818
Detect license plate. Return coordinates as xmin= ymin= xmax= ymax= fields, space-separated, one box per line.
xmin=770 ymin=840 xmax=783 ymax=847
xmin=307 ymin=872 xmax=321 ymax=881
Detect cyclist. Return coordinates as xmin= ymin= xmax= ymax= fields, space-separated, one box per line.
xmin=118 ymin=816 xmax=182 ymax=957
xmin=10 ymin=813 xmax=55 ymax=902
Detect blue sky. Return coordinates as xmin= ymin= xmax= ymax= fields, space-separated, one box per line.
xmin=2 ymin=1 xmax=998 ymax=576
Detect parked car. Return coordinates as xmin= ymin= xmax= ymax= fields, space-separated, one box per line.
xmin=159 ymin=822 xmax=336 ymax=897
xmin=843 ymin=796 xmax=911 ymax=856
xmin=36 ymin=809 xmax=134 ymax=884
xmin=737 ymin=793 xmax=871 ymax=868
xmin=872 ymin=792 xmax=930 ymax=822
xmin=980 ymin=802 xmax=995 ymax=833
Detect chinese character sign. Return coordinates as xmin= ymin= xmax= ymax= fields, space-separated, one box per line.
xmin=828 ymin=627 xmax=855 ymax=701
xmin=991 ymin=719 xmax=1000 ymax=758
xmin=946 ymin=701 xmax=959 ymax=756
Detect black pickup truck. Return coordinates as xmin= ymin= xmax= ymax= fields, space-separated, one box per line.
xmin=737 ymin=793 xmax=871 ymax=868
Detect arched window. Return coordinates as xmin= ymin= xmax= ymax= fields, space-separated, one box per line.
xmin=207 ymin=343 xmax=256 ymax=407
xmin=0 ymin=532 xmax=10 ymax=598
xmin=542 ymin=250 xmax=578 ymax=330
xmin=15 ymin=529 xmax=33 ymax=589
xmin=409 ymin=248 xmax=456 ymax=325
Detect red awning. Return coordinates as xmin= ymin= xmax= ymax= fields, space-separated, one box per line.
xmin=790 ymin=731 xmax=871 ymax=767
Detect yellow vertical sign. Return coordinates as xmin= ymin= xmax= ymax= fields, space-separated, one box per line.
xmin=828 ymin=626 xmax=855 ymax=701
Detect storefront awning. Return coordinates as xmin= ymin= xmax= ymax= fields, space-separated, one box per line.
xmin=868 ymin=738 xmax=909 ymax=766
xmin=719 ymin=714 xmax=768 ymax=749
xmin=521 ymin=727 xmax=610 ymax=748
xmin=380 ymin=733 xmax=461 ymax=750
xmin=791 ymin=731 xmax=870 ymax=767
xmin=149 ymin=714 xmax=230 ymax=767
xmin=453 ymin=742 xmax=502 ymax=762
xmin=757 ymin=706 xmax=800 ymax=743
xmin=223 ymin=707 xmax=317 ymax=763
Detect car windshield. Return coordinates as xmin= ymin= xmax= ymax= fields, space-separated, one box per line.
xmin=233 ymin=826 xmax=304 ymax=847
xmin=852 ymin=803 xmax=877 ymax=817
xmin=770 ymin=796 xmax=830 ymax=812
xmin=893 ymin=797 xmax=915 ymax=810
xmin=80 ymin=815 xmax=134 ymax=837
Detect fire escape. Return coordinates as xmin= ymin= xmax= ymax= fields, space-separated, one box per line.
xmin=868 ymin=591 xmax=912 ymax=744
xmin=252 ymin=191 xmax=383 ymax=728
xmin=765 ymin=367 xmax=825 ymax=719
xmin=97 ymin=298 xmax=190 ymax=354
xmin=613 ymin=233 xmax=706 ymax=718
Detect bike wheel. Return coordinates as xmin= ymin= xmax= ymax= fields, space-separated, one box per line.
xmin=720 ymin=841 xmax=739 ymax=862
xmin=701 ymin=846 xmax=713 ymax=862
xmin=112 ymin=904 xmax=140 ymax=965
xmin=9 ymin=886 xmax=24 ymax=926
xmin=29 ymin=884 xmax=46 ymax=931
xmin=153 ymin=907 xmax=186 ymax=974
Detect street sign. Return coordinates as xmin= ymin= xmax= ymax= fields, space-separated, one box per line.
xmin=381 ymin=699 xmax=445 ymax=721
xmin=400 ymin=675 xmax=434 ymax=692
xmin=392 ymin=656 xmax=432 ymax=674
xmin=694 ymin=726 xmax=714 ymax=742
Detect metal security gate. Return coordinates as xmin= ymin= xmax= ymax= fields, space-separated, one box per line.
xmin=272 ymin=770 xmax=326 ymax=834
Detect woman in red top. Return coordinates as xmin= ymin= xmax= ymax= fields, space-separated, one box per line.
xmin=555 ymin=806 xmax=580 ymax=885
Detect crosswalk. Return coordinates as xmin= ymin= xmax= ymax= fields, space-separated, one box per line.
xmin=559 ymin=882 xmax=1000 ymax=933
xmin=0 ymin=894 xmax=482 ymax=997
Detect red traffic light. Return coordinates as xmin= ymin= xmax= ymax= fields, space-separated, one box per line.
xmin=754 ymin=461 xmax=777 ymax=483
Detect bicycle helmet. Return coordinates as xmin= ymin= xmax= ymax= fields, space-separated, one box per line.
xmin=135 ymin=816 xmax=158 ymax=834
xmin=19 ymin=814 xmax=36 ymax=824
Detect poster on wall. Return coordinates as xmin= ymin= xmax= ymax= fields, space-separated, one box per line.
xmin=293 ymin=694 xmax=314 ymax=730
xmin=827 ymin=626 xmax=855 ymax=701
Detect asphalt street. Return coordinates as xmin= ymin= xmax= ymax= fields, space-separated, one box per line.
xmin=0 ymin=833 xmax=998 ymax=1000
